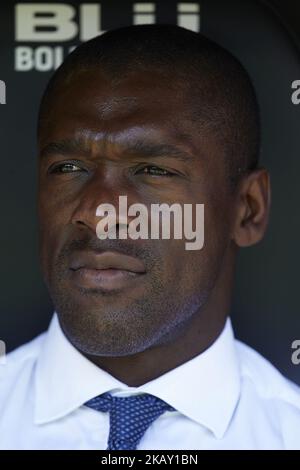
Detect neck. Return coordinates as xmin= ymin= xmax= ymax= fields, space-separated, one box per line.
xmin=85 ymin=307 xmax=228 ymax=387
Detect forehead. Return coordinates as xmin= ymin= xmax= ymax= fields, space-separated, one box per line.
xmin=43 ymin=68 xmax=188 ymax=124
xmin=38 ymin=68 xmax=221 ymax=167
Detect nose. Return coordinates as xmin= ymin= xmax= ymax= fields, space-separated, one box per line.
xmin=71 ymin=167 xmax=133 ymax=235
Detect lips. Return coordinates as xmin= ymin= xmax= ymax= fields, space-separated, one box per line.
xmin=69 ymin=250 xmax=146 ymax=291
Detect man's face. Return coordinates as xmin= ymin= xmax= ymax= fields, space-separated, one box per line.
xmin=38 ymin=68 xmax=235 ymax=356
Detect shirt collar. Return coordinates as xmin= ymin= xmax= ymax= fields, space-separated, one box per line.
xmin=34 ymin=313 xmax=241 ymax=439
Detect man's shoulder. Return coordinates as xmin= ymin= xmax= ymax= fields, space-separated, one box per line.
xmin=3 ymin=331 xmax=46 ymax=365
xmin=236 ymin=338 xmax=300 ymax=413
xmin=235 ymin=338 xmax=300 ymax=448
xmin=0 ymin=332 xmax=46 ymax=398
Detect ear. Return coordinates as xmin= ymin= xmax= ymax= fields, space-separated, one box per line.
xmin=232 ymin=168 xmax=271 ymax=248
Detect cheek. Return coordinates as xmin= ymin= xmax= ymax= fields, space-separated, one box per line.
xmin=38 ymin=178 xmax=79 ymax=230
xmin=38 ymin=195 xmax=64 ymax=246
xmin=38 ymin=191 xmax=72 ymax=274
xmin=199 ymin=198 xmax=234 ymax=283
xmin=173 ymin=202 xmax=231 ymax=284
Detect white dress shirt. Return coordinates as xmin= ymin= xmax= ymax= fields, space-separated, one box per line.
xmin=0 ymin=312 xmax=300 ymax=450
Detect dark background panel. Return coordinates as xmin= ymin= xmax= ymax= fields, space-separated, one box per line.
xmin=0 ymin=0 xmax=300 ymax=384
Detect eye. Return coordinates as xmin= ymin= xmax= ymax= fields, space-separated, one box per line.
xmin=135 ymin=165 xmax=175 ymax=177
xmin=48 ymin=162 xmax=85 ymax=174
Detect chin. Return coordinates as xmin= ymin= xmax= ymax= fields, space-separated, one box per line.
xmin=56 ymin=306 xmax=158 ymax=357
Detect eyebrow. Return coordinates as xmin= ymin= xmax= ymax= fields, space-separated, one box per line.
xmin=39 ymin=137 xmax=196 ymax=163
xmin=39 ymin=140 xmax=90 ymax=159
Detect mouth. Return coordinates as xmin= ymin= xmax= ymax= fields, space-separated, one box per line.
xmin=69 ymin=250 xmax=146 ymax=291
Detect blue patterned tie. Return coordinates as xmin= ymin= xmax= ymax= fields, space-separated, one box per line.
xmin=85 ymin=392 xmax=176 ymax=450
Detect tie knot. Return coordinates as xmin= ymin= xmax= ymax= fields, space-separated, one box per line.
xmin=85 ymin=392 xmax=176 ymax=450
xmin=85 ymin=391 xmax=174 ymax=412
